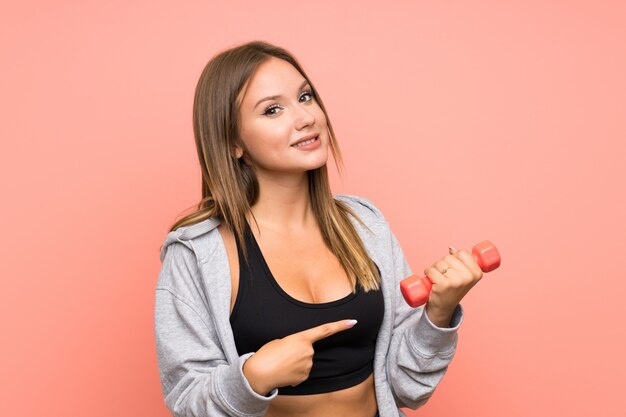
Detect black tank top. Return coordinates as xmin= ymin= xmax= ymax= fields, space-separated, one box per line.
xmin=229 ymin=221 xmax=385 ymax=395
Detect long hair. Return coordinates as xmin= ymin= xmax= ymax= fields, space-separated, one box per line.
xmin=167 ymin=40 xmax=380 ymax=292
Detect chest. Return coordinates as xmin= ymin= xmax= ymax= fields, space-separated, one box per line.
xmin=228 ymin=223 xmax=386 ymax=395
xmin=256 ymin=231 xmax=354 ymax=304
xmin=221 ymin=223 xmax=355 ymax=307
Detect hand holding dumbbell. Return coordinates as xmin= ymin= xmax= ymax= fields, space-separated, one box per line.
xmin=400 ymin=241 xmax=501 ymax=308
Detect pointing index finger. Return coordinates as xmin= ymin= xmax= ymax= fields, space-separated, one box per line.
xmin=303 ymin=319 xmax=358 ymax=343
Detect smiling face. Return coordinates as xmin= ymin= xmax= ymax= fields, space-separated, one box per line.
xmin=235 ymin=57 xmax=329 ymax=178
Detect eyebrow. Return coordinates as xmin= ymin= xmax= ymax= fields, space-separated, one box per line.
xmin=253 ymin=80 xmax=310 ymax=110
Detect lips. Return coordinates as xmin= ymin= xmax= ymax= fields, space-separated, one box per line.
xmin=291 ymin=133 xmax=319 ymax=146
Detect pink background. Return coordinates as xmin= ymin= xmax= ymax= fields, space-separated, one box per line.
xmin=2 ymin=1 xmax=625 ymax=416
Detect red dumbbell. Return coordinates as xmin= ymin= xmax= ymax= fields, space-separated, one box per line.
xmin=400 ymin=240 xmax=501 ymax=308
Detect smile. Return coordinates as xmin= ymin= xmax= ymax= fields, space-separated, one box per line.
xmin=292 ymin=136 xmax=319 ymax=147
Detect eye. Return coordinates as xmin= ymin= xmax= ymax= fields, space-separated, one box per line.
xmin=300 ymin=89 xmax=314 ymax=103
xmin=263 ymin=104 xmax=281 ymax=116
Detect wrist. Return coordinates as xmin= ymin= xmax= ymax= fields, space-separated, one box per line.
xmin=425 ymin=304 xmax=455 ymax=328
xmin=243 ymin=355 xmax=273 ymax=396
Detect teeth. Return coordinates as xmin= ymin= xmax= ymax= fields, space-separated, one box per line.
xmin=294 ymin=136 xmax=317 ymax=147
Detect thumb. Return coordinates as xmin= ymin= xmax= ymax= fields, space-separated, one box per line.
xmin=300 ymin=319 xmax=358 ymax=343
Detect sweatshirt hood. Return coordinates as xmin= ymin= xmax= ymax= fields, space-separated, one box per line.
xmin=159 ymin=217 xmax=221 ymax=262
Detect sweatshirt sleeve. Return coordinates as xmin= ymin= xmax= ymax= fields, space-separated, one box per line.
xmin=154 ymin=242 xmax=278 ymax=417
xmin=385 ymin=228 xmax=464 ymax=410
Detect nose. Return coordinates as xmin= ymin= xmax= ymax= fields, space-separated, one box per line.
xmin=294 ymin=104 xmax=315 ymax=130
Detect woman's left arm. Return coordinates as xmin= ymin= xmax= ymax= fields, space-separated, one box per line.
xmin=385 ymin=229 xmax=465 ymax=410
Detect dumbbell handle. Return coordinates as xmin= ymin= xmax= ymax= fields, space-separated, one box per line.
xmin=400 ymin=240 xmax=501 ymax=308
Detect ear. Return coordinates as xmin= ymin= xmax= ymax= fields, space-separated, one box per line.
xmin=234 ymin=144 xmax=243 ymax=159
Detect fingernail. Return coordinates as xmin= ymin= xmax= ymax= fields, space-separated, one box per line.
xmin=345 ymin=319 xmax=358 ymax=328
xmin=449 ymin=246 xmax=458 ymax=254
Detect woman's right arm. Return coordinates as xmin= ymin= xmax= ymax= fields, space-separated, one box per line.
xmin=154 ymin=242 xmax=278 ymax=417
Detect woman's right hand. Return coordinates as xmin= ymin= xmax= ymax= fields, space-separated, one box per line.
xmin=242 ymin=319 xmax=358 ymax=395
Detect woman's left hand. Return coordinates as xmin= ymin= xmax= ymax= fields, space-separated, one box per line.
xmin=423 ymin=246 xmax=483 ymax=327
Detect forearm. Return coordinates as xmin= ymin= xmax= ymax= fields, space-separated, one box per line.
xmin=386 ymin=305 xmax=464 ymax=409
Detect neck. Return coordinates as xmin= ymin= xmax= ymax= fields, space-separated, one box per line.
xmin=248 ymin=170 xmax=316 ymax=232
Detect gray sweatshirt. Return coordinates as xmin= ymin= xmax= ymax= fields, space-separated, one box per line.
xmin=154 ymin=194 xmax=463 ymax=417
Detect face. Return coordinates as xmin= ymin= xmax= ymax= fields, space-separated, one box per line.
xmin=236 ymin=57 xmax=329 ymax=178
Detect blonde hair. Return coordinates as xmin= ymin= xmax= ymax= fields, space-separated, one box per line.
xmin=168 ymin=40 xmax=380 ymax=292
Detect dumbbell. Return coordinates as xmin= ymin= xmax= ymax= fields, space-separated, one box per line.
xmin=400 ymin=240 xmax=501 ymax=308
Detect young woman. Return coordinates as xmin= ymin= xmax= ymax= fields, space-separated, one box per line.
xmin=154 ymin=40 xmax=483 ymax=417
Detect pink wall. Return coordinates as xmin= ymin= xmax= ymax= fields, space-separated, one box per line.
xmin=2 ymin=1 xmax=625 ymax=416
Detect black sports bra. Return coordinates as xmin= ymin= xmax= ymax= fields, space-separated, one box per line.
xmin=229 ymin=221 xmax=384 ymax=395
